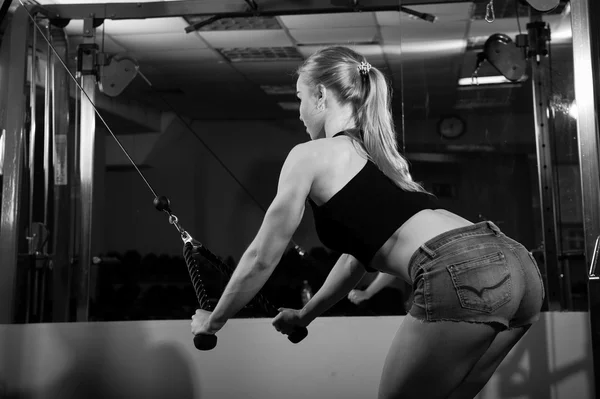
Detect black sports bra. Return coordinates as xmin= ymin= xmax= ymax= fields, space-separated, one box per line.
xmin=307 ymin=132 xmax=438 ymax=272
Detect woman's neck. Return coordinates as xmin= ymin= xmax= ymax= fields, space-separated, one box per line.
xmin=324 ymin=105 xmax=356 ymax=138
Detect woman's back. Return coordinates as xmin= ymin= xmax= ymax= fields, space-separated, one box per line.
xmin=307 ymin=134 xmax=369 ymax=207
xmin=304 ymin=133 xmax=474 ymax=281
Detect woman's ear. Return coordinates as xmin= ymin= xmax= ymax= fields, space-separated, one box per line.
xmin=317 ymin=84 xmax=327 ymax=101
xmin=316 ymin=84 xmax=327 ymax=107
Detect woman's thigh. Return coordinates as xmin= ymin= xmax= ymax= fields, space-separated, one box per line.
xmin=378 ymin=314 xmax=497 ymax=399
xmin=447 ymin=324 xmax=532 ymax=399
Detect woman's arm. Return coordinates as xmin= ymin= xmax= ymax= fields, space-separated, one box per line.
xmin=363 ymin=272 xmax=397 ymax=298
xmin=299 ymin=254 xmax=366 ymax=325
xmin=204 ymin=144 xmax=316 ymax=333
xmin=347 ymin=272 xmax=396 ymax=305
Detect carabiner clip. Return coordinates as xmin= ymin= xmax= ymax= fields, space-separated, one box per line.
xmin=485 ymin=0 xmax=495 ymax=23
xmin=168 ymin=213 xmax=193 ymax=243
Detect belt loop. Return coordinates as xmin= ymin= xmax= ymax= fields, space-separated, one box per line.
xmin=486 ymin=221 xmax=501 ymax=236
xmin=420 ymin=244 xmax=436 ymax=258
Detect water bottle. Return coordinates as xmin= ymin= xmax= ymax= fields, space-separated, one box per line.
xmin=300 ymin=280 xmax=312 ymax=306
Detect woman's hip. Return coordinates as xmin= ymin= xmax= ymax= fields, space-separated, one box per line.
xmin=407 ymin=221 xmax=545 ymax=329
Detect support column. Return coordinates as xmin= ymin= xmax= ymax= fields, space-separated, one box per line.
xmin=528 ymin=17 xmax=563 ymax=311
xmin=0 ymin=7 xmax=30 ymax=324
xmin=51 ymin=25 xmax=74 ymax=322
xmin=571 ymin=0 xmax=600 ymax=397
xmin=75 ymin=17 xmax=98 ymax=322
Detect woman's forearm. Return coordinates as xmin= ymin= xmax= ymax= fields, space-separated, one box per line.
xmin=300 ymin=254 xmax=365 ymax=325
xmin=207 ymin=247 xmax=276 ymax=332
xmin=364 ymin=272 xmax=396 ymax=298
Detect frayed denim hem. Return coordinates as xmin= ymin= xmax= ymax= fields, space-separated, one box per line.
xmin=407 ymin=312 xmax=508 ymax=332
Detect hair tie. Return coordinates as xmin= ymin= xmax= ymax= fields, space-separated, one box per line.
xmin=358 ymin=61 xmax=372 ymax=76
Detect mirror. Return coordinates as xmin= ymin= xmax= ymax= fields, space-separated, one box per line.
xmin=3 ymin=0 xmax=584 ymax=323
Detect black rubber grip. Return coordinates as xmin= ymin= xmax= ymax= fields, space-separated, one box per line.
xmin=194 ymin=333 xmax=218 ymax=351
xmin=183 ymin=241 xmax=309 ymax=351
xmin=193 ymin=326 xmax=306 ymax=351
xmin=288 ymin=326 xmax=308 ymax=344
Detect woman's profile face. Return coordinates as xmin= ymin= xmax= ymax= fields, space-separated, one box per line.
xmin=296 ymin=75 xmax=325 ymax=140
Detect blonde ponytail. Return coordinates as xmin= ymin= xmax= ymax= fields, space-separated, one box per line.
xmin=297 ymin=46 xmax=429 ymax=193
xmin=357 ymin=68 xmax=427 ymax=192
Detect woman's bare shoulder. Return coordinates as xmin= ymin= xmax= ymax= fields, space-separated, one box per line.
xmin=287 ymin=137 xmax=361 ymax=174
xmin=288 ymin=139 xmax=335 ymax=162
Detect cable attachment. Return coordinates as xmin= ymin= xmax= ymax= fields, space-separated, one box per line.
xmin=153 ymin=195 xmax=193 ymax=244
xmin=169 ymin=214 xmax=193 ymax=243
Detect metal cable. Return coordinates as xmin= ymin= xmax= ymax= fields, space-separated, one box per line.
xmin=19 ymin=0 xmax=160 ymax=200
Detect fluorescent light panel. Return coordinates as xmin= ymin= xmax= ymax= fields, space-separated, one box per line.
xmin=383 ymin=40 xmax=466 ymax=56
xmin=185 ymin=16 xmax=282 ymax=31
xmin=218 ymin=47 xmax=303 ymax=62
xmin=458 ymin=75 xmax=526 ymax=86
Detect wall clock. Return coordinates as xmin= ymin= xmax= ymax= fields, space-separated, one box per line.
xmin=437 ymin=115 xmax=466 ymax=139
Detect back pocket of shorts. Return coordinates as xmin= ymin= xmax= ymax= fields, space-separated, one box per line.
xmin=447 ymin=251 xmax=511 ymax=314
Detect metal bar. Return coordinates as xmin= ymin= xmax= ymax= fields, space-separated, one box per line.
xmin=28 ymin=17 xmax=37 ymax=245
xmin=571 ymin=0 xmax=600 ymax=397
xmin=51 ymin=25 xmax=73 ymax=322
xmin=40 ymin=0 xmax=458 ymax=20
xmin=590 ymin=238 xmax=600 ymax=278
xmin=71 ymin=58 xmax=81 ymax=303
xmin=0 ymin=6 xmax=30 ymax=324
xmin=43 ymin=23 xmax=52 ymax=243
xmin=572 ymin=0 xmax=600 ymax=270
xmin=75 ymin=17 xmax=97 ymax=322
xmin=528 ymin=17 xmax=564 ymax=311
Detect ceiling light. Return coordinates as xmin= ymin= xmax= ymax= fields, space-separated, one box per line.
xmin=458 ymin=75 xmax=526 ymax=86
xmin=185 ymin=16 xmax=282 ymax=32
xmin=218 ymin=47 xmax=303 ymax=62
xmin=384 ymin=40 xmax=466 ymax=55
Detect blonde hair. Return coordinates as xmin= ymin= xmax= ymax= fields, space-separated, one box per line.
xmin=297 ymin=46 xmax=428 ymax=193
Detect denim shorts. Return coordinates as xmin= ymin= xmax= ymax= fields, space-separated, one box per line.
xmin=408 ymin=221 xmax=545 ymax=330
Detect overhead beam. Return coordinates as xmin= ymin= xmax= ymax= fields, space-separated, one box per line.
xmin=38 ymin=0 xmax=464 ymax=20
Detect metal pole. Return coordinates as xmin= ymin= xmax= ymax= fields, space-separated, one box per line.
xmin=571 ymin=0 xmax=600 ymax=266
xmin=28 ymin=14 xmax=37 ymax=247
xmin=75 ymin=17 xmax=98 ymax=322
xmin=571 ymin=0 xmax=600 ymax=397
xmin=51 ymin=25 xmax=73 ymax=322
xmin=0 ymin=6 xmax=30 ymax=324
xmin=528 ymin=16 xmax=564 ymax=311
xmin=43 ymin=23 xmax=52 ymax=240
